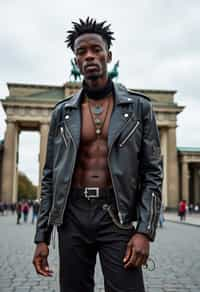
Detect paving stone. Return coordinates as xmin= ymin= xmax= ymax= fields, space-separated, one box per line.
xmin=0 ymin=214 xmax=200 ymax=291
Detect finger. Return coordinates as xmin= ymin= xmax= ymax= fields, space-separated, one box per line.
xmin=124 ymin=246 xmax=136 ymax=268
xmin=142 ymin=254 xmax=149 ymax=266
xmin=33 ymin=259 xmax=48 ymax=276
xmin=134 ymin=253 xmax=145 ymax=267
xmin=42 ymin=257 xmax=53 ymax=276
xmin=123 ymin=243 xmax=132 ymax=264
xmin=33 ymin=257 xmax=50 ymax=277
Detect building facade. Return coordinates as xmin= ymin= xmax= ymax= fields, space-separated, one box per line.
xmin=0 ymin=82 xmax=199 ymax=208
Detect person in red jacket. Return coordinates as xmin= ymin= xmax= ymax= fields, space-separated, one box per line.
xmin=178 ymin=200 xmax=187 ymax=221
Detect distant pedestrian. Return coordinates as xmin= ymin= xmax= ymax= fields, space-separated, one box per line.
xmin=194 ymin=204 xmax=199 ymax=213
xmin=178 ymin=200 xmax=187 ymax=221
xmin=188 ymin=203 xmax=193 ymax=214
xmin=16 ymin=202 xmax=22 ymax=224
xmin=10 ymin=203 xmax=16 ymax=215
xmin=0 ymin=201 xmax=4 ymax=215
xmin=159 ymin=204 xmax=165 ymax=228
xmin=3 ymin=202 xmax=8 ymax=215
xmin=22 ymin=201 xmax=29 ymax=223
xmin=32 ymin=200 xmax=40 ymax=224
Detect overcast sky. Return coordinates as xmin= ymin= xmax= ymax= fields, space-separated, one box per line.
xmin=0 ymin=0 xmax=200 ymax=185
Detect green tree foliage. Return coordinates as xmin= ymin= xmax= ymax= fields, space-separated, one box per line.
xmin=18 ymin=171 xmax=37 ymax=200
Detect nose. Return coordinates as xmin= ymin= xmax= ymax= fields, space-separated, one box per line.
xmin=85 ymin=50 xmax=95 ymax=61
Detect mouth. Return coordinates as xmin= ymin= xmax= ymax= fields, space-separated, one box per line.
xmin=85 ymin=64 xmax=99 ymax=71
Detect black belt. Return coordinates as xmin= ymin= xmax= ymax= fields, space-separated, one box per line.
xmin=71 ymin=187 xmax=114 ymax=201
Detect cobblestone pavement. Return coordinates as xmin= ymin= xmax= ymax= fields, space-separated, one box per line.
xmin=0 ymin=214 xmax=200 ymax=292
xmin=164 ymin=211 xmax=200 ymax=226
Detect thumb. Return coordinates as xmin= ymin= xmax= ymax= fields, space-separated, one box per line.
xmin=123 ymin=242 xmax=132 ymax=263
xmin=42 ymin=257 xmax=53 ymax=275
xmin=42 ymin=256 xmax=49 ymax=270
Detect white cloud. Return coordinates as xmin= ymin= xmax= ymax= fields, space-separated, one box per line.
xmin=0 ymin=0 xmax=200 ymax=183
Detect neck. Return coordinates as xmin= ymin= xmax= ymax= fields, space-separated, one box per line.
xmin=84 ymin=75 xmax=108 ymax=90
xmin=83 ymin=76 xmax=113 ymax=100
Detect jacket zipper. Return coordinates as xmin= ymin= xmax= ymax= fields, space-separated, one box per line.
xmin=51 ymin=225 xmax=56 ymax=250
xmin=119 ymin=121 xmax=140 ymax=147
xmin=57 ymin=123 xmax=77 ymax=226
xmin=147 ymin=192 xmax=157 ymax=233
xmin=47 ymin=126 xmax=69 ymax=226
xmin=60 ymin=126 xmax=68 ymax=147
xmin=108 ymin=144 xmax=123 ymax=224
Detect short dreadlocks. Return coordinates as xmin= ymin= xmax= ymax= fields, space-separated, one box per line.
xmin=65 ymin=17 xmax=115 ymax=51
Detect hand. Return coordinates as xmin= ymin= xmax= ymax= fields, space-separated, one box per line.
xmin=123 ymin=233 xmax=149 ymax=268
xmin=32 ymin=242 xmax=53 ymax=277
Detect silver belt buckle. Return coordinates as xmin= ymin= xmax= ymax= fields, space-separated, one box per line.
xmin=84 ymin=187 xmax=100 ymax=200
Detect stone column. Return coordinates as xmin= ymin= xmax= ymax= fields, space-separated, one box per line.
xmin=38 ymin=123 xmax=49 ymax=198
xmin=167 ymin=127 xmax=179 ymax=208
xmin=1 ymin=121 xmax=19 ymax=203
xmin=160 ymin=128 xmax=168 ymax=207
xmin=181 ymin=161 xmax=190 ymax=203
xmin=193 ymin=167 xmax=200 ymax=204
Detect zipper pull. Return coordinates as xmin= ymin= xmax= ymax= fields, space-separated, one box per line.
xmin=52 ymin=225 xmax=56 ymax=250
xmin=60 ymin=126 xmax=68 ymax=147
xmin=118 ymin=212 xmax=123 ymax=224
xmin=119 ymin=121 xmax=140 ymax=147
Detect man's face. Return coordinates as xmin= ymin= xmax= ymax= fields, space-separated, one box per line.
xmin=74 ymin=33 xmax=112 ymax=81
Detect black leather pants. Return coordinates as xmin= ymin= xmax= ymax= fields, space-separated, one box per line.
xmin=58 ymin=189 xmax=145 ymax=292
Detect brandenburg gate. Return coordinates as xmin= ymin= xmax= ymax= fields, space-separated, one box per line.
xmin=0 ymin=82 xmax=185 ymax=208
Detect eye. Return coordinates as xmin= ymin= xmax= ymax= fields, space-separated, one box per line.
xmin=76 ymin=48 xmax=85 ymax=55
xmin=93 ymin=46 xmax=102 ymax=53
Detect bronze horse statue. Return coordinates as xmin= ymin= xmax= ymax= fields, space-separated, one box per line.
xmin=69 ymin=59 xmax=119 ymax=82
xmin=108 ymin=60 xmax=119 ymax=80
xmin=70 ymin=59 xmax=81 ymax=81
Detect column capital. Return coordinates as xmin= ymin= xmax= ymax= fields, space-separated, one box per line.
xmin=6 ymin=119 xmax=16 ymax=124
xmin=40 ymin=121 xmax=49 ymax=127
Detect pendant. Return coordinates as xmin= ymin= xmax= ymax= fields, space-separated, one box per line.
xmin=92 ymin=105 xmax=103 ymax=115
xmin=94 ymin=118 xmax=102 ymax=126
xmin=96 ymin=128 xmax=101 ymax=135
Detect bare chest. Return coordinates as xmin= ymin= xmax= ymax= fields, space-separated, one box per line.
xmin=80 ymin=96 xmax=113 ymax=143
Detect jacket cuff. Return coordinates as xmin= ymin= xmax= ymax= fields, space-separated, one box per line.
xmin=136 ymin=222 xmax=155 ymax=242
xmin=34 ymin=229 xmax=52 ymax=245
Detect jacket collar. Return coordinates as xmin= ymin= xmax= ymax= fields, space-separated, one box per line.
xmin=113 ymin=83 xmax=135 ymax=105
xmin=63 ymin=82 xmax=135 ymax=109
xmin=63 ymin=89 xmax=82 ymax=109
xmin=63 ymin=83 xmax=136 ymax=150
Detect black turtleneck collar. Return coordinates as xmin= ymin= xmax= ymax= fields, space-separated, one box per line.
xmin=82 ymin=78 xmax=113 ymax=100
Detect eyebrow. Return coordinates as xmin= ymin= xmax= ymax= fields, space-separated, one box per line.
xmin=75 ymin=42 xmax=103 ymax=50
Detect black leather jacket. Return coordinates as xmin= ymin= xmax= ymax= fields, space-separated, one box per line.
xmin=34 ymin=83 xmax=163 ymax=244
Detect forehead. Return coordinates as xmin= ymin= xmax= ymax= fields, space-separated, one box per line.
xmin=74 ymin=33 xmax=107 ymax=49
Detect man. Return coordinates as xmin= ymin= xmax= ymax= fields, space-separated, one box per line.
xmin=33 ymin=17 xmax=162 ymax=292
xmin=178 ymin=199 xmax=187 ymax=221
xmin=32 ymin=199 xmax=40 ymax=224
xmin=16 ymin=201 xmax=22 ymax=224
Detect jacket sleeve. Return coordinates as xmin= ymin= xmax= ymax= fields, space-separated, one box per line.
xmin=34 ymin=110 xmax=57 ymax=245
xmin=136 ymin=100 xmax=163 ymax=241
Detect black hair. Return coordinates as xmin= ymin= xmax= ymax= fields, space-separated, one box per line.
xmin=65 ymin=17 xmax=115 ymax=51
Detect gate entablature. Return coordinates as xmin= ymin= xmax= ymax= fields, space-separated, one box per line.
xmin=0 ymin=82 xmax=184 ymax=208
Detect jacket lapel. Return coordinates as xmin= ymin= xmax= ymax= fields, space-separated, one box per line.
xmin=108 ymin=83 xmax=136 ymax=149
xmin=62 ymin=83 xmax=136 ymax=150
xmin=63 ymin=89 xmax=82 ymax=148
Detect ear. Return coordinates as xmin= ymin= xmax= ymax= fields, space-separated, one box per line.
xmin=107 ymin=51 xmax=112 ymax=63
